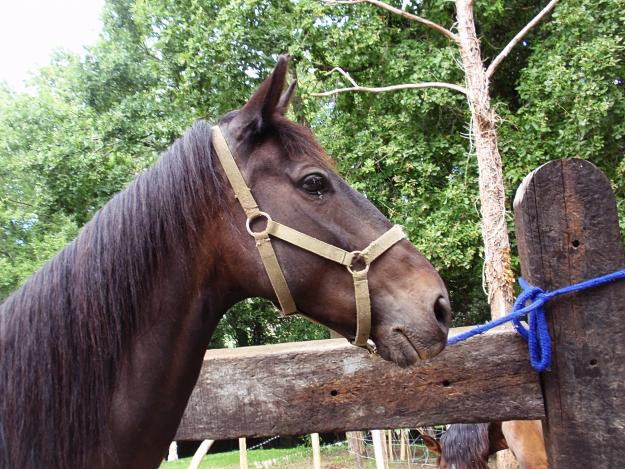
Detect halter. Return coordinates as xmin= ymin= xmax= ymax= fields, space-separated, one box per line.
xmin=212 ymin=126 xmax=405 ymax=347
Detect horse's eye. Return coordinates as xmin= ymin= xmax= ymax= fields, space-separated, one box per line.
xmin=301 ymin=174 xmax=327 ymax=194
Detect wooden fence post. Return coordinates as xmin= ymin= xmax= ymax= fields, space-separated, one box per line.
xmin=371 ymin=430 xmax=388 ymax=469
xmin=311 ymin=433 xmax=321 ymax=469
xmin=189 ymin=439 xmax=215 ymax=469
xmin=239 ymin=437 xmax=248 ymax=469
xmin=386 ymin=430 xmax=394 ymax=462
xmin=166 ymin=441 xmax=178 ymax=461
xmin=514 ymin=158 xmax=625 ymax=467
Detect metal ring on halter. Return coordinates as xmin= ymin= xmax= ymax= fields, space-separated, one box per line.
xmin=246 ymin=211 xmax=272 ymax=239
xmin=347 ymin=250 xmax=370 ymax=275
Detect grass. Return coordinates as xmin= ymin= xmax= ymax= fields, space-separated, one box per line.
xmin=159 ymin=442 xmax=442 ymax=468
xmin=159 ymin=446 xmax=319 ymax=469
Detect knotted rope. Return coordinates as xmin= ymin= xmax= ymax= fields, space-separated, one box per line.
xmin=448 ymin=269 xmax=625 ymax=372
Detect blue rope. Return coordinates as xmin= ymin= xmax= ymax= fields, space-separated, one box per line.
xmin=448 ymin=269 xmax=625 ymax=372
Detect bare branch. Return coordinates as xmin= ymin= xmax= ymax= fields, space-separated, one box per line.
xmin=324 ymin=0 xmax=458 ymax=43
xmin=326 ymin=67 xmax=359 ymax=87
xmin=313 ymin=66 xmax=468 ymax=96
xmin=312 ymin=82 xmax=468 ymax=96
xmin=486 ymin=0 xmax=560 ymax=78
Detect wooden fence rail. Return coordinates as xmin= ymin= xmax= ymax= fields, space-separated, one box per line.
xmin=175 ymin=330 xmax=543 ymax=440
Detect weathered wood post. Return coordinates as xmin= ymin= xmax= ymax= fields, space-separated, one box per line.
xmin=514 ymin=158 xmax=625 ymax=467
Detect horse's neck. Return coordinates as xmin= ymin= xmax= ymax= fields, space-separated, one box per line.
xmin=101 ymin=233 xmax=234 ymax=468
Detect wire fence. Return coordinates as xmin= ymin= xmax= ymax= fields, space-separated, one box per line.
xmin=345 ymin=428 xmax=443 ymax=468
xmin=251 ymin=442 xmax=346 ymax=469
xmin=248 ymin=435 xmax=281 ymax=451
xmin=246 ymin=428 xmax=444 ymax=468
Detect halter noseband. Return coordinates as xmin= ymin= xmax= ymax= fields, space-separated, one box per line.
xmin=212 ymin=126 xmax=405 ymax=347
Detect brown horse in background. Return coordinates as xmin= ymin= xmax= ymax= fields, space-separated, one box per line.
xmin=501 ymin=420 xmax=547 ymax=469
xmin=0 ymin=56 xmax=451 ymax=468
xmin=420 ymin=421 xmax=547 ymax=469
xmin=420 ymin=423 xmax=507 ymax=469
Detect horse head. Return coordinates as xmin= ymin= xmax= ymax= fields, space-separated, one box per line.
xmin=216 ymin=56 xmax=451 ymax=366
xmin=420 ymin=423 xmax=508 ymax=469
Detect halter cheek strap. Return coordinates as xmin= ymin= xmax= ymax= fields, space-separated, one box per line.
xmin=212 ymin=126 xmax=405 ymax=347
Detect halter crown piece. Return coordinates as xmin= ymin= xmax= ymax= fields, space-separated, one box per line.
xmin=212 ymin=126 xmax=405 ymax=347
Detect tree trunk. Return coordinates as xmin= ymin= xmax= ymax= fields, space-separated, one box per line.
xmin=455 ymin=0 xmax=515 ymax=320
xmin=455 ymin=1 xmax=516 ymax=467
xmin=347 ymin=431 xmax=365 ymax=469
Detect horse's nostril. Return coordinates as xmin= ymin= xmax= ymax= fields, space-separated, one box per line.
xmin=434 ymin=296 xmax=452 ymax=329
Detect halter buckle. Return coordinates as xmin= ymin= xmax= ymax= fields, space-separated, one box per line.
xmin=246 ymin=211 xmax=272 ymax=239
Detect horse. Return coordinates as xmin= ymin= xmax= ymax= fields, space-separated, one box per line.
xmin=0 ymin=56 xmax=452 ymax=469
xmin=420 ymin=423 xmax=507 ymax=469
xmin=501 ymin=420 xmax=547 ymax=469
xmin=420 ymin=420 xmax=547 ymax=469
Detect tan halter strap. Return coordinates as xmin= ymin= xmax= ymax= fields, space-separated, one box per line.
xmin=212 ymin=125 xmax=405 ymax=347
xmin=212 ymin=127 xmax=296 ymax=315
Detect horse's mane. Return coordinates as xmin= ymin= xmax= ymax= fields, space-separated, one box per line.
xmin=0 ymin=115 xmax=332 ymax=468
xmin=0 ymin=120 xmax=222 ymax=468
xmin=441 ymin=423 xmax=491 ymax=469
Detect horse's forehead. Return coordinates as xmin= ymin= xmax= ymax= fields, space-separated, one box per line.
xmin=217 ymin=110 xmax=336 ymax=170
xmin=253 ymin=131 xmax=336 ymax=172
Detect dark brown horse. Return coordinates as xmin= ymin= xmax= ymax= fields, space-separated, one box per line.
xmin=420 ymin=423 xmax=508 ymax=469
xmin=0 ymin=56 xmax=451 ymax=469
xmin=420 ymin=421 xmax=547 ymax=469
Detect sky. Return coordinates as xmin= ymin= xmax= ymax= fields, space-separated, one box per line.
xmin=0 ymin=0 xmax=105 ymax=90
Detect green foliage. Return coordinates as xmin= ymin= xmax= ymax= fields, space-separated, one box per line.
xmin=1 ymin=0 xmax=623 ymax=340
xmin=304 ymin=0 xmax=487 ymax=324
xmin=216 ymin=299 xmax=328 ymax=348
xmin=499 ymin=0 xmax=625 ymax=198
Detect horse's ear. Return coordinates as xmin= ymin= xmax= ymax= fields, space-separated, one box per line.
xmin=276 ymin=80 xmax=297 ymax=115
xmin=421 ymin=434 xmax=442 ymax=455
xmin=239 ymin=55 xmax=290 ymax=133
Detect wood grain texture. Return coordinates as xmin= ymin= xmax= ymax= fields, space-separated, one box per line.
xmin=175 ymin=329 xmax=543 ymax=440
xmin=514 ymin=158 xmax=625 ymax=467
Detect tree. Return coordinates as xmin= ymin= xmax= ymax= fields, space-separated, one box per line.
xmin=315 ymin=0 xmax=558 ymax=324
xmin=1 ymin=0 xmax=623 ymax=350
xmin=311 ymin=0 xmax=562 ymax=466
xmin=0 ymin=0 xmax=334 ymax=346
